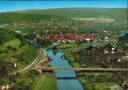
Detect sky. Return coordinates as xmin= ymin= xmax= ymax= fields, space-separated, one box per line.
xmin=0 ymin=0 xmax=127 ymax=12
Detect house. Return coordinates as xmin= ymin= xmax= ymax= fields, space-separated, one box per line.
xmin=40 ymin=33 xmax=102 ymax=43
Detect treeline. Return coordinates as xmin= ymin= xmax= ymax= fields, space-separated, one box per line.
xmin=0 ymin=28 xmax=17 ymax=44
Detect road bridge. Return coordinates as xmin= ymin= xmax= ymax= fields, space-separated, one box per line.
xmin=36 ymin=67 xmax=127 ymax=73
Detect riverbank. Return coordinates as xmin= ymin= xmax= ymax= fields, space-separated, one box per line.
xmin=8 ymin=48 xmax=58 ymax=90
xmin=64 ymin=51 xmax=124 ymax=90
xmin=32 ymin=49 xmax=58 ymax=90
xmin=62 ymin=41 xmax=128 ymax=90
xmin=36 ymin=37 xmax=127 ymax=90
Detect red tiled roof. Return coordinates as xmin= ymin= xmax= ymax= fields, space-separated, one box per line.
xmin=41 ymin=33 xmax=101 ymax=42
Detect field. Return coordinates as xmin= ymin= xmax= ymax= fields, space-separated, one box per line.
xmin=9 ymin=70 xmax=58 ymax=90
xmin=73 ymin=17 xmax=115 ymax=23
xmin=32 ymin=74 xmax=58 ymax=90
xmin=78 ymin=72 xmax=122 ymax=90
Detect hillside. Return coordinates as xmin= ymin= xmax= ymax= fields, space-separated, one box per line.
xmin=0 ymin=8 xmax=126 ymax=36
xmin=0 ymin=28 xmax=37 ymax=86
xmin=0 ymin=12 xmax=65 ymax=24
xmin=17 ymin=8 xmax=127 ymax=21
xmin=0 ymin=28 xmax=17 ymax=44
xmin=0 ymin=27 xmax=59 ymax=90
xmin=0 ymin=8 xmax=126 ymax=24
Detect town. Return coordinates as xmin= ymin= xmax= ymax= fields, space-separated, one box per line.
xmin=0 ymin=1 xmax=128 ymax=90
xmin=38 ymin=33 xmax=102 ymax=43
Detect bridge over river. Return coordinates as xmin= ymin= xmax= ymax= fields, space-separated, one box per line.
xmin=43 ymin=48 xmax=128 ymax=90
xmin=36 ymin=67 xmax=127 ymax=73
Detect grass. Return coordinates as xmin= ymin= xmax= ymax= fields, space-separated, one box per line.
xmin=74 ymin=17 xmax=115 ymax=23
xmin=10 ymin=71 xmax=58 ymax=90
xmin=78 ymin=73 xmax=122 ymax=90
xmin=56 ymin=39 xmax=116 ymax=51
xmin=64 ymin=51 xmax=80 ymax=68
xmin=0 ymin=39 xmax=21 ymax=51
xmin=32 ymin=74 xmax=58 ymax=90
xmin=0 ymin=39 xmax=21 ymax=60
xmin=56 ymin=43 xmax=78 ymax=49
xmin=3 ymin=39 xmax=21 ymax=48
xmin=93 ymin=83 xmax=123 ymax=90
xmin=94 ymin=83 xmax=118 ymax=90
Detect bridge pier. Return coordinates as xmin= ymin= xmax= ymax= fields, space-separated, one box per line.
xmin=37 ymin=69 xmax=54 ymax=74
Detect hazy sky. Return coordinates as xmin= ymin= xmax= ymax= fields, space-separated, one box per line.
xmin=0 ymin=0 xmax=127 ymax=12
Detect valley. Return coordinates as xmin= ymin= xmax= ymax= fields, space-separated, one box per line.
xmin=0 ymin=7 xmax=128 ymax=90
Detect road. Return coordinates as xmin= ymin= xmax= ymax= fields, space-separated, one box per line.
xmin=13 ymin=49 xmax=44 ymax=74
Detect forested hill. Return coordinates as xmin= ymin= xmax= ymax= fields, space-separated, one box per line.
xmin=0 ymin=8 xmax=127 ymax=35
xmin=0 ymin=28 xmax=17 ymax=44
xmin=0 ymin=8 xmax=127 ymax=24
xmin=0 ymin=12 xmax=66 ymax=24
xmin=16 ymin=8 xmax=127 ymax=21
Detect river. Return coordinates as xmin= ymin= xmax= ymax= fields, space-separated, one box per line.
xmin=46 ymin=48 xmax=84 ymax=90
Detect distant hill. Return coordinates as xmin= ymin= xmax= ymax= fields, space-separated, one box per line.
xmin=0 ymin=12 xmax=65 ymax=24
xmin=0 ymin=8 xmax=127 ymax=35
xmin=0 ymin=8 xmax=127 ymax=24
xmin=16 ymin=8 xmax=127 ymax=21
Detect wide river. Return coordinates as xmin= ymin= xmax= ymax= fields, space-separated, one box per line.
xmin=46 ymin=48 xmax=84 ymax=90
